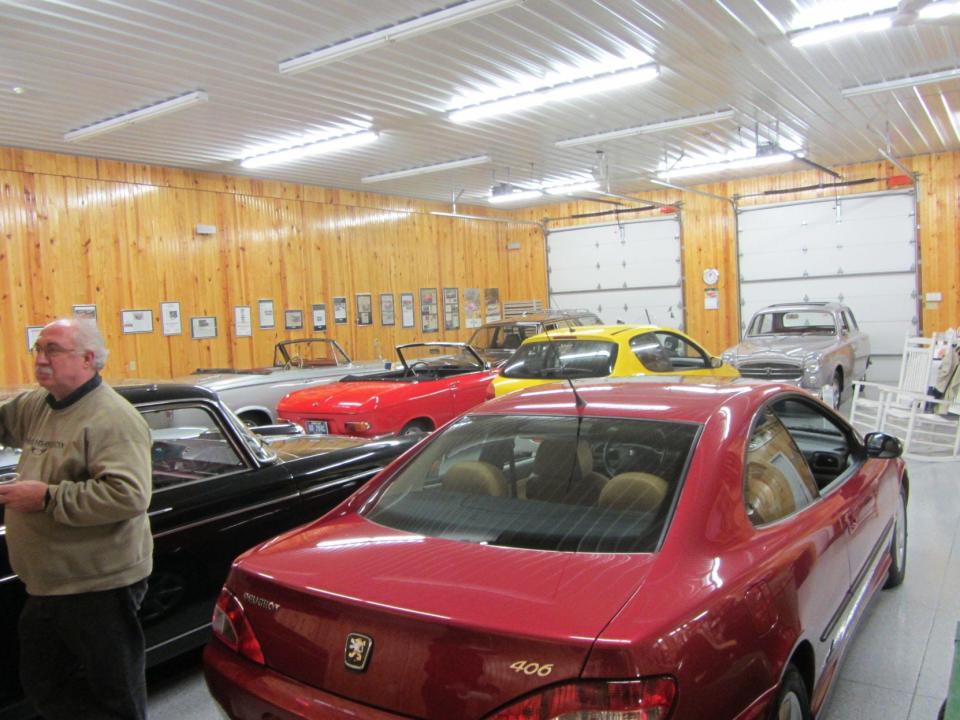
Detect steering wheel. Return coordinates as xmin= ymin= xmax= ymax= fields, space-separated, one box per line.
xmin=600 ymin=441 xmax=630 ymax=476
xmin=408 ymin=360 xmax=430 ymax=375
xmin=662 ymin=336 xmax=679 ymax=356
xmin=284 ymin=355 xmax=304 ymax=369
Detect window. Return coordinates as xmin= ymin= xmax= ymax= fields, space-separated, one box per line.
xmin=501 ymin=340 xmax=618 ymax=379
xmin=364 ymin=414 xmax=699 ymax=553
xmin=843 ymin=310 xmax=859 ymax=331
xmin=743 ymin=397 xmax=855 ymax=526
xmin=630 ymin=332 xmax=708 ymax=372
xmin=748 ymin=311 xmax=837 ymax=336
xmin=143 ymin=405 xmax=247 ymax=490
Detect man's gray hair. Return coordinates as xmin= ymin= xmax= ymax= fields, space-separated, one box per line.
xmin=71 ymin=318 xmax=109 ymax=370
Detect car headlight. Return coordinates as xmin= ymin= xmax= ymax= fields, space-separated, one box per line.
xmin=803 ymin=353 xmax=821 ymax=372
xmin=721 ymin=351 xmax=736 ymax=365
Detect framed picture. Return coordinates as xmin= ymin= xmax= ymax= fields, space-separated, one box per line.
xmin=420 ymin=288 xmax=439 ymax=333
xmin=121 ymin=309 xmax=153 ymax=334
xmin=160 ymin=301 xmax=182 ymax=336
xmin=356 ymin=294 xmax=373 ymax=326
xmin=400 ymin=292 xmax=415 ymax=328
xmin=484 ymin=287 xmax=501 ymax=322
xmin=443 ymin=287 xmax=460 ymax=330
xmin=234 ymin=306 xmax=252 ymax=337
xmin=312 ymin=303 xmax=327 ymax=331
xmin=333 ymin=296 xmax=348 ymax=325
xmin=284 ymin=309 xmax=304 ymax=330
xmin=72 ymin=304 xmax=97 ymax=321
xmin=380 ymin=293 xmax=395 ymax=326
xmin=258 ymin=299 xmax=275 ymax=329
xmin=464 ymin=288 xmax=482 ymax=328
xmin=26 ymin=326 xmax=42 ymax=352
xmin=191 ymin=316 xmax=218 ymax=340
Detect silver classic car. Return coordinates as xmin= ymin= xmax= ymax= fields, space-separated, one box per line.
xmin=722 ymin=302 xmax=870 ymax=408
xmin=189 ymin=338 xmax=385 ymax=425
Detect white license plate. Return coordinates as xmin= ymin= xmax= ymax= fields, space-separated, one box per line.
xmin=306 ymin=420 xmax=329 ymax=434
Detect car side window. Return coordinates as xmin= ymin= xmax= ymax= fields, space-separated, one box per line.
xmin=142 ymin=405 xmax=248 ymax=491
xmin=743 ymin=407 xmax=819 ymax=526
xmin=844 ymin=310 xmax=859 ymax=331
xmin=630 ymin=333 xmax=674 ymax=372
xmin=656 ymin=331 xmax=708 ymax=370
xmin=839 ymin=312 xmax=850 ymax=334
xmin=768 ymin=397 xmax=855 ymax=492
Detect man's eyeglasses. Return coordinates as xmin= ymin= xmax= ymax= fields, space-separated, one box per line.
xmin=31 ymin=344 xmax=80 ymax=359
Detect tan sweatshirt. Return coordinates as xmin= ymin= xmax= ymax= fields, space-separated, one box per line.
xmin=0 ymin=381 xmax=153 ymax=596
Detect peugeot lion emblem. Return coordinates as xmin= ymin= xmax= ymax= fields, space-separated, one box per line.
xmin=344 ymin=633 xmax=374 ymax=672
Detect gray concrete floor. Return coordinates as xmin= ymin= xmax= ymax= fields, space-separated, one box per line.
xmin=147 ymin=457 xmax=959 ymax=719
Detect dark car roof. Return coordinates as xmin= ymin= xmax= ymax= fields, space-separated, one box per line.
xmin=115 ymin=383 xmax=221 ymax=405
xmin=476 ymin=377 xmax=783 ymax=425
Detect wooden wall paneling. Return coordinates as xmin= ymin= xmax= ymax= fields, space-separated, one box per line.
xmin=0 ymin=171 xmax=34 ymax=382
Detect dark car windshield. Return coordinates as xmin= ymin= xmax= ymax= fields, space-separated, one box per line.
xmin=500 ymin=340 xmax=617 ymax=379
xmin=363 ymin=414 xmax=699 ymax=553
xmin=747 ymin=310 xmax=837 ymax=337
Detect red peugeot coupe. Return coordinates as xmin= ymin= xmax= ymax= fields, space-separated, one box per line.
xmin=204 ymin=378 xmax=908 ymax=720
xmin=277 ymin=342 xmax=498 ymax=437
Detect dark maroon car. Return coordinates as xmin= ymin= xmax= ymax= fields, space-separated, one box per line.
xmin=204 ymin=378 xmax=907 ymax=720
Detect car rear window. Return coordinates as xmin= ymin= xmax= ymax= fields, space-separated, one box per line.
xmin=500 ymin=340 xmax=617 ymax=379
xmin=363 ymin=414 xmax=699 ymax=553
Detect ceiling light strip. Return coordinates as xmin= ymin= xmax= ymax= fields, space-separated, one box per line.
xmin=488 ymin=189 xmax=543 ymax=204
xmin=361 ymin=155 xmax=491 ymax=183
xmin=555 ymin=109 xmax=735 ymax=148
xmin=240 ymin=130 xmax=379 ymax=169
xmin=658 ymin=152 xmax=794 ymax=180
xmin=789 ymin=14 xmax=892 ymax=47
xmin=841 ymin=67 xmax=960 ymax=98
xmin=63 ymin=91 xmax=208 ymax=142
xmin=279 ymin=0 xmax=524 ymax=74
xmin=449 ymin=64 xmax=659 ymax=124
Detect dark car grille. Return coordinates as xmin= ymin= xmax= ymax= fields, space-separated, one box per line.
xmin=737 ymin=362 xmax=803 ymax=380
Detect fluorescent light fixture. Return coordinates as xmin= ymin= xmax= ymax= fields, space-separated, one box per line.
xmin=361 ymin=155 xmax=491 ymax=183
xmin=449 ymin=64 xmax=659 ymax=124
xmin=488 ymin=188 xmax=544 ymax=204
xmin=544 ymin=181 xmax=601 ymax=195
xmin=279 ymin=0 xmax=524 ymax=74
xmin=791 ymin=1 xmax=897 ymax=29
xmin=790 ymin=15 xmax=892 ymax=47
xmin=555 ymin=109 xmax=734 ymax=148
xmin=658 ymin=152 xmax=794 ymax=180
xmin=920 ymin=1 xmax=960 ymax=18
xmin=63 ymin=90 xmax=208 ymax=142
xmin=841 ymin=67 xmax=960 ymax=97
xmin=240 ymin=130 xmax=378 ymax=169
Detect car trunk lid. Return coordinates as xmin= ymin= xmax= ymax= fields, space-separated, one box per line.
xmin=226 ymin=515 xmax=656 ymax=718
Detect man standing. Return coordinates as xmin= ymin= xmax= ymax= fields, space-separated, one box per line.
xmin=0 ymin=318 xmax=152 ymax=720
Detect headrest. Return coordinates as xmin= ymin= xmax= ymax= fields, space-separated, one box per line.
xmin=743 ymin=462 xmax=795 ymax=524
xmin=533 ymin=438 xmax=593 ymax=479
xmin=441 ymin=461 xmax=508 ymax=497
xmin=599 ymin=472 xmax=668 ymax=512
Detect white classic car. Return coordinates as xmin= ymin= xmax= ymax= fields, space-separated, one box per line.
xmin=722 ymin=302 xmax=871 ymax=409
xmin=189 ymin=338 xmax=385 ymax=426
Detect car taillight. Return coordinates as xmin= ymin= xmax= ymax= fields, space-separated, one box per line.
xmin=486 ymin=677 xmax=677 ymax=720
xmin=344 ymin=420 xmax=372 ymax=433
xmin=211 ymin=588 xmax=265 ymax=665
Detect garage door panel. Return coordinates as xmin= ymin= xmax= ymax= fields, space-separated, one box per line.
xmin=840 ymin=194 xmax=914 ymax=221
xmin=738 ymin=201 xmax=837 ymax=232
xmin=548 ymin=218 xmax=683 ymax=324
xmin=555 ymin=289 xmax=684 ymax=330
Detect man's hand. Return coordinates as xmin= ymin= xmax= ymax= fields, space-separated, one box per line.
xmin=0 ymin=480 xmax=47 ymax=512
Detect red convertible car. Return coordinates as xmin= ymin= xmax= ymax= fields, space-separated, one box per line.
xmin=276 ymin=342 xmax=499 ymax=437
xmin=205 ymin=378 xmax=908 ymax=720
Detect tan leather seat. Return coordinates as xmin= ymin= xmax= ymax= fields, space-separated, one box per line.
xmin=441 ymin=461 xmax=508 ymax=497
xmin=638 ymin=348 xmax=673 ymax=373
xmin=599 ymin=472 xmax=668 ymax=512
xmin=744 ymin=462 xmax=795 ymax=524
xmin=524 ymin=438 xmax=606 ymax=505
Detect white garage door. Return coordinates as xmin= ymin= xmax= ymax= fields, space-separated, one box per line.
xmin=547 ymin=215 xmax=684 ymax=329
xmin=737 ymin=191 xmax=919 ymax=383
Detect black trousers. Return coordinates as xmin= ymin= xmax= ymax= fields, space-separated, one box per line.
xmin=19 ymin=578 xmax=149 ymax=720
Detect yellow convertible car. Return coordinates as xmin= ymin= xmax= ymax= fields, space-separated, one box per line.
xmin=490 ymin=324 xmax=739 ymax=396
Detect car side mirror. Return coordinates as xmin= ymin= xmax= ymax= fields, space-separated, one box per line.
xmin=864 ymin=432 xmax=902 ymax=459
xmin=710 ymin=357 xmax=723 ymax=368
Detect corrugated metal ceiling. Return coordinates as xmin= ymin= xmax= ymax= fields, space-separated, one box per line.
xmin=1 ymin=0 xmax=958 ymax=206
